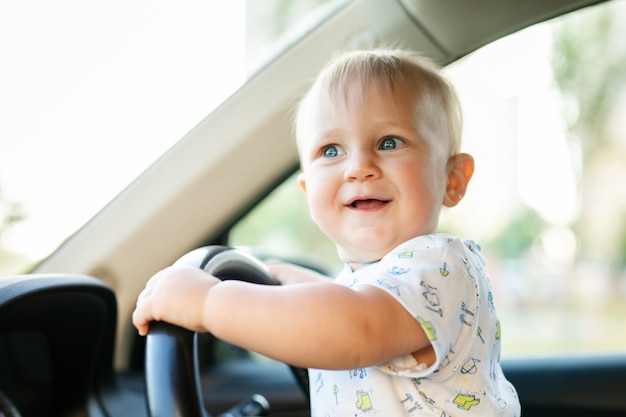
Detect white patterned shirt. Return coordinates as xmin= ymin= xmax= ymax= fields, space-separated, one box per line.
xmin=309 ymin=234 xmax=520 ymax=417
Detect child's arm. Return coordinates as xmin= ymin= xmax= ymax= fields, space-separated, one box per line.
xmin=132 ymin=265 xmax=431 ymax=370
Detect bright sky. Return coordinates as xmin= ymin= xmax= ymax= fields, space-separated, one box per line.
xmin=0 ymin=1 xmax=245 ymax=261
xmin=1 ymin=3 xmax=580 ymax=269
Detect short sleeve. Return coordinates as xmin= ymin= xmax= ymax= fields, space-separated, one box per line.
xmin=348 ymin=235 xmax=481 ymax=378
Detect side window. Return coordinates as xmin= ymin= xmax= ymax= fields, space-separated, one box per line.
xmin=442 ymin=1 xmax=626 ymax=355
xmin=230 ymin=173 xmax=341 ymax=274
xmin=230 ymin=1 xmax=626 ymax=356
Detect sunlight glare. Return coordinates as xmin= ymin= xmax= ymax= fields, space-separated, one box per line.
xmin=0 ymin=1 xmax=246 ymax=261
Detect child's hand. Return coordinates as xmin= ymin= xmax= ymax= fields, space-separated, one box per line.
xmin=132 ymin=265 xmax=220 ymax=336
xmin=266 ymin=262 xmax=331 ymax=285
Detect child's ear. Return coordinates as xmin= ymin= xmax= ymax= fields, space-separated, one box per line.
xmin=297 ymin=172 xmax=307 ymax=194
xmin=443 ymin=153 xmax=474 ymax=207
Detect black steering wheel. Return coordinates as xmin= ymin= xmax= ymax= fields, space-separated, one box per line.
xmin=144 ymin=246 xmax=310 ymax=417
xmin=0 ymin=390 xmax=21 ymax=417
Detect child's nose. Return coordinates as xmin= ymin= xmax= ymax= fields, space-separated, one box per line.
xmin=344 ymin=151 xmax=381 ymax=181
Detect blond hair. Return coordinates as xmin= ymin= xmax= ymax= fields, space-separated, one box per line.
xmin=295 ymin=48 xmax=462 ymax=156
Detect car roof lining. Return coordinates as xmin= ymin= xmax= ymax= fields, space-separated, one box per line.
xmin=398 ymin=0 xmax=610 ymax=63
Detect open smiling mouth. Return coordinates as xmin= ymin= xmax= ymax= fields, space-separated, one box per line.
xmin=349 ymin=199 xmax=390 ymax=209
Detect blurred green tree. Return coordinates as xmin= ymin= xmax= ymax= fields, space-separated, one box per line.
xmin=487 ymin=206 xmax=545 ymax=260
xmin=552 ymin=4 xmax=626 ymax=267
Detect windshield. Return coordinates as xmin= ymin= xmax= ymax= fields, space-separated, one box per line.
xmin=0 ymin=0 xmax=338 ymax=274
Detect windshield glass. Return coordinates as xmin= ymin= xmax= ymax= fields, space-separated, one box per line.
xmin=0 ymin=0 xmax=338 ymax=274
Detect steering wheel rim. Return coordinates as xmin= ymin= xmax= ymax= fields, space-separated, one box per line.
xmin=144 ymin=246 xmax=309 ymax=417
xmin=0 ymin=390 xmax=21 ymax=417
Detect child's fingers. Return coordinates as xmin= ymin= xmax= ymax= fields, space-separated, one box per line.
xmin=132 ymin=309 xmax=148 ymax=336
xmin=132 ymin=287 xmax=155 ymax=335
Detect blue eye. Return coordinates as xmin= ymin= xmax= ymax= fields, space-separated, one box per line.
xmin=380 ymin=137 xmax=404 ymax=150
xmin=322 ymin=145 xmax=344 ymax=158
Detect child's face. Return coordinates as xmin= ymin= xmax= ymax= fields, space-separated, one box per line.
xmin=298 ymin=80 xmax=457 ymax=265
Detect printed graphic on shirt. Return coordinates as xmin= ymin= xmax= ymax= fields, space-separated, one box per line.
xmin=313 ymin=372 xmax=324 ymax=394
xmin=349 ymin=368 xmax=368 ymax=380
xmin=388 ymin=266 xmax=411 ymax=276
xmin=460 ymin=357 xmax=481 ymax=375
xmin=399 ymin=391 xmax=423 ymax=414
xmin=453 ymin=393 xmax=481 ymax=410
xmin=417 ymin=316 xmax=436 ymax=341
xmin=378 ymin=277 xmax=401 ymax=296
xmin=355 ymin=389 xmax=374 ymax=412
xmin=460 ymin=301 xmax=476 ymax=327
xmin=477 ymin=326 xmax=485 ymax=344
xmin=421 ymin=280 xmax=443 ymax=317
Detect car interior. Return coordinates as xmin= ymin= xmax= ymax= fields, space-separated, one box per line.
xmin=1 ymin=0 xmax=625 ymax=416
